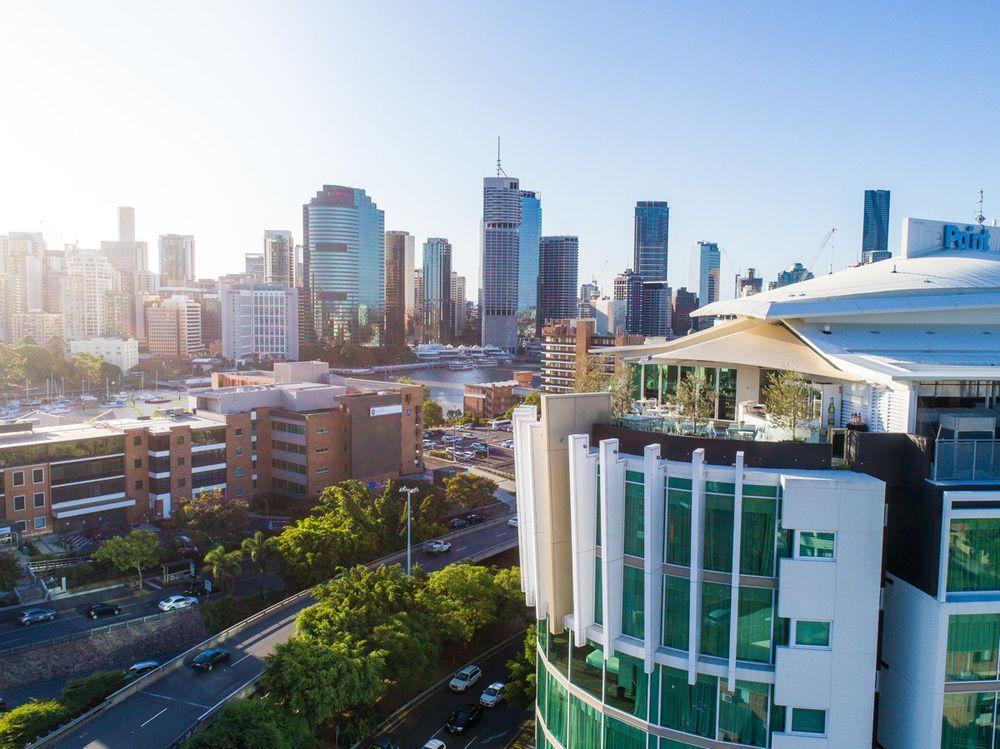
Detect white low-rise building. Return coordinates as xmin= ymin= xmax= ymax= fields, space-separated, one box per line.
xmin=69 ymin=337 xmax=139 ymax=371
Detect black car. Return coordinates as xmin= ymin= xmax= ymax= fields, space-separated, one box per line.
xmin=466 ymin=514 xmax=486 ymax=526
xmin=446 ymin=703 xmax=483 ymax=734
xmin=448 ymin=518 xmax=468 ymax=530
xmin=86 ymin=602 xmax=122 ymax=619
xmin=190 ymin=647 xmax=230 ymax=671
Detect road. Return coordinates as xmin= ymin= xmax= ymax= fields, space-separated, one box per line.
xmin=49 ymin=518 xmax=519 ymax=749
xmin=374 ymin=638 xmax=530 ymax=749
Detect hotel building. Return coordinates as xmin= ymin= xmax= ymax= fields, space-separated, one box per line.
xmin=515 ymin=217 xmax=1000 ymax=748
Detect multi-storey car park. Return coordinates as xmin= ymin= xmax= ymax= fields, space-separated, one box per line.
xmin=513 ymin=217 xmax=1000 ymax=748
xmin=0 ymin=361 xmax=422 ymax=538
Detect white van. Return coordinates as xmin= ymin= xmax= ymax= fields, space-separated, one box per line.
xmin=489 ymin=418 xmax=512 ymax=431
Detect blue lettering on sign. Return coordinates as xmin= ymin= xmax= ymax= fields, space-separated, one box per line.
xmin=943 ymin=224 xmax=991 ymax=251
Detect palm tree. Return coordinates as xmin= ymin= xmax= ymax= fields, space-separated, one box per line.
xmin=203 ymin=545 xmax=243 ymax=595
xmin=240 ymin=531 xmax=275 ymax=596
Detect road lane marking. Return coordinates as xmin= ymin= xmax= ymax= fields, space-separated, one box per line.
xmin=139 ymin=707 xmax=168 ymax=727
xmin=463 ymin=737 xmax=478 ymax=749
xmin=230 ymin=652 xmax=253 ymax=667
xmin=146 ymin=691 xmax=211 ymax=709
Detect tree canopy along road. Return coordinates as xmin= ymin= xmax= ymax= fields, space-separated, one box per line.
xmin=44 ymin=516 xmax=518 ymax=749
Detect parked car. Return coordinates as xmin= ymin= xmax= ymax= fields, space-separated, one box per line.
xmin=18 ymin=608 xmax=56 ymax=626
xmin=507 ymin=516 xmax=518 ymax=528
xmin=461 ymin=432 xmax=475 ymax=439
xmin=86 ymin=602 xmax=122 ymax=619
xmin=470 ymin=442 xmax=487 ymax=451
xmin=125 ymin=660 xmax=160 ymax=679
xmin=500 ymin=439 xmax=514 ymax=449
xmin=442 ymin=435 xmax=462 ymax=444
xmin=448 ymin=664 xmax=482 ymax=693
xmin=446 ymin=704 xmax=483 ymax=733
xmin=466 ymin=514 xmax=485 ymax=526
xmin=159 ymin=595 xmax=198 ymax=611
xmin=190 ymin=647 xmax=230 ymax=671
xmin=424 ymin=539 xmax=452 ymax=554
xmin=422 ymin=439 xmax=435 ymax=448
xmin=422 ymin=741 xmax=446 ymax=749
xmin=448 ymin=518 xmax=467 ymax=530
xmin=480 ymin=681 xmax=506 ymax=707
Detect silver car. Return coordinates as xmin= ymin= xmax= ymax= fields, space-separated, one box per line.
xmin=18 ymin=608 xmax=56 ymax=626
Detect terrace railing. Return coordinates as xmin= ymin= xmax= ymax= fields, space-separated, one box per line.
xmin=934 ymin=438 xmax=1000 ymax=482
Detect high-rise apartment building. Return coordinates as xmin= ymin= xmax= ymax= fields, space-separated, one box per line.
xmin=518 ymin=190 xmax=542 ymax=313
xmin=244 ymin=253 xmax=264 ymax=280
xmin=451 ymin=271 xmax=467 ymax=339
xmin=145 ymin=294 xmax=202 ymax=357
xmin=413 ymin=268 xmax=424 ymax=341
xmin=9 ymin=311 xmax=64 ymax=348
xmin=539 ymin=318 xmax=643 ymax=394
xmin=220 ymin=283 xmax=299 ymax=362
xmin=634 ymin=201 xmax=670 ymax=282
xmin=64 ymin=251 xmax=119 ymax=338
xmin=640 ymin=280 xmax=672 ymax=337
xmin=768 ymin=262 xmax=814 ymax=290
xmin=862 ymin=189 xmax=890 ymax=259
xmin=100 ymin=207 xmax=148 ymax=276
xmin=481 ymin=176 xmax=528 ymax=350
xmin=614 ymin=269 xmax=644 ymax=336
xmin=422 ymin=238 xmax=453 ymax=345
xmin=737 ymin=267 xmax=764 ymax=297
xmin=263 ymin=229 xmax=294 ymax=286
xmin=537 ymin=236 xmax=579 ymax=336
xmin=384 ymin=231 xmax=414 ymax=347
xmin=302 ymin=185 xmax=385 ymax=343
xmin=671 ymin=287 xmax=698 ymax=336
xmin=158 ymin=234 xmax=196 ymax=283
xmin=690 ymin=241 xmax=721 ymax=311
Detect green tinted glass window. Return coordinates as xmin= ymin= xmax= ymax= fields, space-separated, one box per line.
xmin=594 ymin=560 xmax=603 ymax=625
xmin=537 ymin=619 xmax=549 ymax=654
xmin=791 ymin=708 xmax=826 ymax=734
xmin=946 ymin=614 xmax=1000 ymax=681
xmin=622 ymin=565 xmax=645 ymax=639
xmin=737 ymin=587 xmax=774 ymax=663
xmin=569 ymin=695 xmax=602 ymax=748
xmin=662 ymin=575 xmax=690 ymax=650
xmin=718 ymin=680 xmax=769 ymax=746
xmin=949 ymin=518 xmax=1000 ymax=592
xmin=544 ymin=669 xmax=568 ymax=745
xmin=548 ymin=628 xmax=570 ymax=676
xmin=666 ymin=487 xmax=692 ymax=566
xmin=604 ymin=715 xmax=646 ymax=749
xmin=795 ymin=620 xmax=831 ymax=647
xmin=570 ymin=638 xmax=604 ymax=700
xmin=703 ymin=490 xmax=734 ymax=572
xmin=701 ymin=582 xmax=731 ymax=658
xmin=604 ymin=651 xmax=648 ymax=720
xmin=596 ymin=465 xmax=601 ymax=546
xmin=741 ymin=496 xmax=777 ymax=576
xmin=798 ymin=531 xmax=835 ymax=559
xmin=660 ymin=665 xmax=718 ymax=738
xmin=942 ymin=692 xmax=997 ymax=749
xmin=624 ymin=480 xmax=644 ymax=557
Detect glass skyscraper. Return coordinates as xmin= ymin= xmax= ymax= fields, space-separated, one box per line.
xmin=519 ymin=190 xmax=543 ymax=313
xmin=690 ymin=240 xmax=721 ymax=308
xmin=862 ymin=189 xmax=890 ymax=257
xmin=537 ymin=235 xmax=579 ymax=335
xmin=634 ymin=201 xmax=670 ymax=282
xmin=422 ymin=237 xmax=453 ymax=344
xmin=302 ymin=185 xmax=384 ymax=343
xmin=481 ymin=176 xmax=524 ymax=350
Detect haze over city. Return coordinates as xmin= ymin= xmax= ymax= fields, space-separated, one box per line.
xmin=2 ymin=0 xmax=999 ymax=292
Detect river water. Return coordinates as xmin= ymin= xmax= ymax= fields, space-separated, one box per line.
xmin=384 ymin=365 xmax=540 ymax=411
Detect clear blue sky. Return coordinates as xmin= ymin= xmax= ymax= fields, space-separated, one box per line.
xmin=2 ymin=1 xmax=998 ymax=296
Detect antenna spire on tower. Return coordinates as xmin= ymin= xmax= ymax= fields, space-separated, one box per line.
xmin=495 ymin=136 xmax=507 ymax=178
xmin=976 ymin=189 xmax=986 ymax=226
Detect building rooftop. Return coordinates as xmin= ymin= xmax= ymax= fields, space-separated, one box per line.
xmin=0 ymin=411 xmax=224 ymax=450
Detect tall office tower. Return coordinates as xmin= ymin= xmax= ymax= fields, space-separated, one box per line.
xmin=671 ymin=286 xmax=698 ymax=336
xmin=422 ymin=238 xmax=453 ymax=344
xmin=413 ymin=268 xmax=424 ymax=341
xmin=263 ymin=229 xmax=294 ymax=286
xmin=634 ymin=201 xmax=670 ymax=282
xmin=737 ymin=267 xmax=764 ymax=297
xmin=9 ymin=311 xmax=64 ymax=347
xmin=1 ymin=242 xmax=43 ymax=325
xmin=690 ymin=240 xmax=721 ymax=310
xmin=537 ymin=236 xmax=579 ymax=335
xmin=101 ymin=206 xmax=148 ymax=275
xmin=146 ymin=294 xmax=203 ymax=357
xmin=302 ymin=185 xmax=385 ymax=343
xmin=614 ymin=269 xmax=644 ymax=335
xmin=862 ymin=189 xmax=890 ymax=259
xmin=159 ymin=234 xmax=196 ymax=283
xmin=64 ymin=251 xmax=119 ymax=338
xmin=518 ymin=189 xmax=542 ymax=313
xmin=640 ymin=280 xmax=672 ymax=337
xmin=220 ymin=283 xmax=299 ymax=362
xmin=384 ymin=231 xmax=414 ymax=346
xmin=769 ymin=261 xmax=815 ymax=290
xmin=244 ymin=253 xmax=265 ymax=280
xmin=480 ymin=176 xmax=526 ymax=350
xmin=451 ymin=271 xmax=467 ymax=339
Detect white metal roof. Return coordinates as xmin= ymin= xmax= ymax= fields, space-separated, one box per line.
xmin=695 ymin=249 xmax=1000 ymax=320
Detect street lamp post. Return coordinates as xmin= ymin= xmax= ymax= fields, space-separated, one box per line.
xmin=398 ymin=486 xmax=420 ymax=575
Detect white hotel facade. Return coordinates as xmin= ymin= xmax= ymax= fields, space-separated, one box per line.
xmin=514 ymin=217 xmax=1000 ymax=749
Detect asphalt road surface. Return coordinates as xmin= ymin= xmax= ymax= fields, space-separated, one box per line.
xmin=374 ymin=638 xmax=529 ymax=749
xmin=49 ymin=517 xmax=519 ymax=749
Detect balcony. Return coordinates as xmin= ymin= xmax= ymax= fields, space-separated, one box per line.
xmin=933 ymin=438 xmax=1000 ymax=481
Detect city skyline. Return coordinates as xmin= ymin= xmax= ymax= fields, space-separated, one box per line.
xmin=2 ymin=3 xmax=998 ymax=298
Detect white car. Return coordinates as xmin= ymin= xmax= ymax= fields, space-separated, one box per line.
xmin=448 ymin=664 xmax=482 ymax=693
xmin=501 ymin=439 xmax=514 ymax=449
xmin=422 ymin=741 xmax=447 ymax=749
xmin=158 ymin=595 xmax=198 ymax=612
xmin=424 ymin=539 xmax=452 ymax=554
xmin=507 ymin=516 xmax=518 ymax=528
xmin=480 ymin=681 xmax=506 ymax=707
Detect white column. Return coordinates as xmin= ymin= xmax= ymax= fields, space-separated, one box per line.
xmin=644 ymin=443 xmax=664 ymax=674
xmin=568 ymin=434 xmax=598 ymax=646
xmin=512 ymin=405 xmax=539 ymax=607
xmin=688 ymin=447 xmax=706 ymax=684
xmin=600 ymin=438 xmax=626 ymax=653
xmin=727 ymin=451 xmax=745 ymax=690
xmin=937 ymin=495 xmax=952 ymax=603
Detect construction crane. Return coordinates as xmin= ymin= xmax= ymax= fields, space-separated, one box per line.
xmin=806 ymin=227 xmax=837 ymax=274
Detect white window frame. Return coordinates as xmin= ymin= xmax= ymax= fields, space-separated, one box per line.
xmin=791 ymin=619 xmax=832 ymax=650
xmin=793 ymin=529 xmax=837 ymax=561
xmin=32 ymin=492 xmax=45 ymax=509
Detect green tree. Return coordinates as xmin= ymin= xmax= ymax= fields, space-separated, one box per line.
xmin=0 ymin=551 xmax=21 ymax=592
xmin=504 ymin=390 xmax=540 ymax=419
xmin=422 ymin=398 xmax=445 ymax=427
xmin=181 ymin=697 xmax=315 ymax=749
xmin=71 ymin=353 xmax=103 ymax=389
xmin=174 ymin=489 xmax=249 ymax=550
xmin=59 ymin=670 xmax=127 ymax=715
xmin=493 ymin=566 xmax=525 ymax=622
xmin=203 ymin=545 xmax=244 ymax=595
xmin=675 ymin=370 xmax=716 ymax=422
xmin=262 ymin=638 xmax=383 ymax=728
xmin=445 ymin=472 xmax=498 ymax=509
xmin=764 ymin=370 xmax=814 ymax=440
xmin=241 ymin=531 xmax=276 ymax=596
xmin=573 ymin=354 xmax=608 ymax=393
xmin=0 ymin=700 xmax=66 ymax=748
xmin=608 ymin=365 xmax=634 ymax=418
xmin=397 ymin=375 xmax=430 ymax=400
xmin=93 ymin=529 xmax=162 ymax=590
xmin=421 ymin=563 xmax=501 ymax=642
xmin=505 ymin=625 xmax=537 ymax=708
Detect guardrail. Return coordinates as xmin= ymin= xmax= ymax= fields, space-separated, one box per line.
xmin=0 ymin=610 xmax=177 ymax=657
xmin=27 ymin=517 xmax=518 ymax=749
xmin=934 ymin=438 xmax=1000 ymax=481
